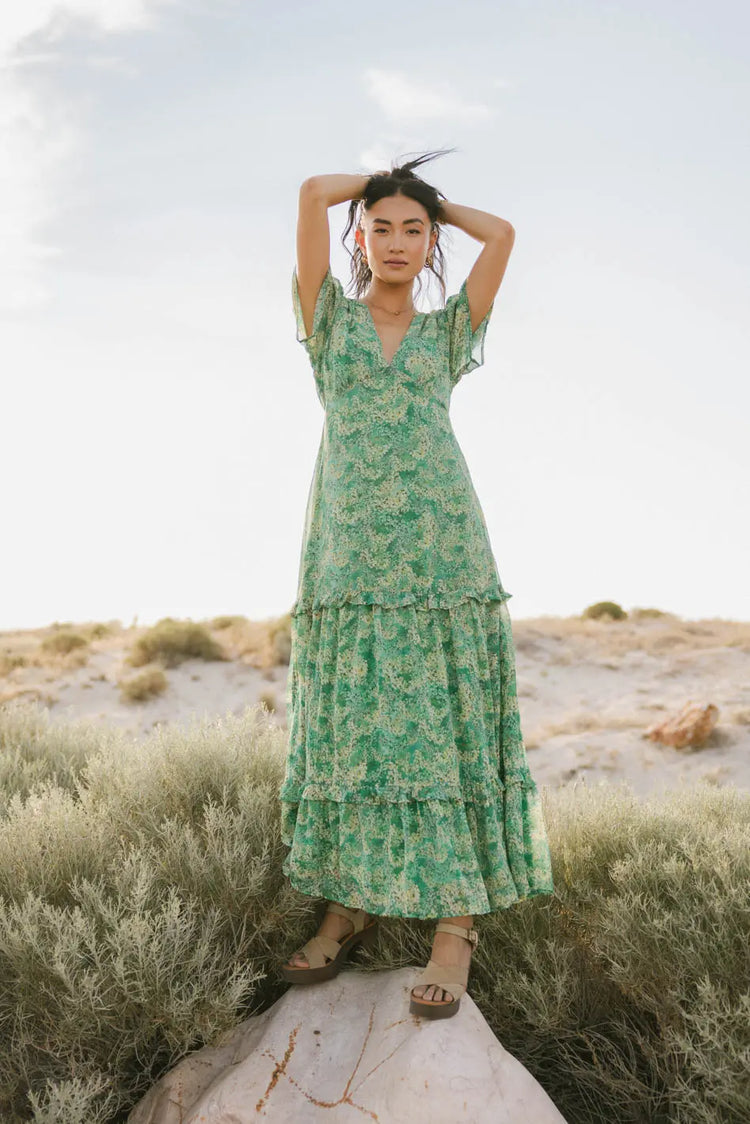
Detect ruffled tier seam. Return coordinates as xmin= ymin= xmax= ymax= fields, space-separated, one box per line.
xmin=291 ymin=586 xmax=512 ymax=616
xmin=279 ymin=773 xmax=538 ymax=805
xmin=279 ymin=775 xmax=554 ymax=917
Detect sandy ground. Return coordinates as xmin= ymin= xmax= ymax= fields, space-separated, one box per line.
xmin=1 ymin=613 xmax=748 ymax=800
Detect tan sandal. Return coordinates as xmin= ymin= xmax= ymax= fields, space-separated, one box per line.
xmin=279 ymin=902 xmax=378 ymax=984
xmin=409 ymin=921 xmax=479 ymax=1020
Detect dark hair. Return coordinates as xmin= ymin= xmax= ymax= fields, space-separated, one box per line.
xmin=341 ymin=148 xmax=456 ymax=305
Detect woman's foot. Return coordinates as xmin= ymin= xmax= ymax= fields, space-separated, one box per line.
xmin=411 ymin=915 xmax=475 ymax=1003
xmin=285 ymin=902 xmax=374 ymax=968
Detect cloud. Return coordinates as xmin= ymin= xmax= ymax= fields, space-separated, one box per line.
xmin=0 ymin=0 xmax=172 ymax=315
xmin=0 ymin=1 xmax=169 ymax=50
xmin=0 ymin=75 xmax=77 ymax=313
xmin=0 ymin=51 xmax=62 ymax=68
xmin=363 ymin=69 xmax=494 ymax=125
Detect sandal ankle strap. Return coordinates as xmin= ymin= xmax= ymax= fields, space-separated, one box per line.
xmin=434 ymin=921 xmax=479 ymax=947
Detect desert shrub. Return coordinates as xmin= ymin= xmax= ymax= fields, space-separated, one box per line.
xmin=40 ymin=631 xmax=89 ymax=656
xmin=0 ymin=701 xmax=294 ymax=1123
xmin=215 ymin=614 xmax=292 ymax=669
xmin=0 ymin=705 xmax=120 ymax=814
xmin=257 ymin=688 xmax=277 ymax=714
xmin=631 ymin=607 xmax=669 ymax=620
xmin=127 ymin=618 xmax=227 ymax=669
xmin=269 ymin=613 xmax=292 ymax=664
xmin=86 ymin=622 xmax=119 ymax=640
xmin=0 ymin=654 xmax=27 ymax=676
xmin=117 ymin=665 xmax=168 ymax=703
xmin=209 ymin=615 xmax=247 ymax=630
xmin=0 ymin=702 xmax=747 ymax=1122
xmin=27 ymin=1073 xmax=119 ymax=1124
xmin=583 ymin=600 xmax=627 ymax=621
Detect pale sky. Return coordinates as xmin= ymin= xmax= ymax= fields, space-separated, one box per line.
xmin=2 ymin=0 xmax=748 ymax=631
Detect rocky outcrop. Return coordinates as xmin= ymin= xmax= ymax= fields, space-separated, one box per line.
xmin=129 ymin=967 xmax=568 ymax=1123
xmin=645 ymin=700 xmax=719 ymax=748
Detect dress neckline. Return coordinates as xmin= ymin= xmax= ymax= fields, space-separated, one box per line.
xmin=355 ymin=300 xmax=424 ymax=367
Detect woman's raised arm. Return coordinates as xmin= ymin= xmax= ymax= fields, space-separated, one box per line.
xmin=440 ymin=200 xmax=515 ymax=331
xmin=295 ymin=174 xmax=370 ymax=338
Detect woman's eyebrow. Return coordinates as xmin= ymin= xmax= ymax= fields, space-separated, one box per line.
xmin=371 ymin=217 xmax=425 ymax=225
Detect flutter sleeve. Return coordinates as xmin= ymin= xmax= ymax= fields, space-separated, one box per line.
xmin=291 ymin=265 xmax=345 ymax=372
xmin=442 ymin=278 xmax=494 ymax=388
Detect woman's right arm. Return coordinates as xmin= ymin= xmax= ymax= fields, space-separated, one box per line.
xmin=295 ymin=174 xmax=370 ymax=338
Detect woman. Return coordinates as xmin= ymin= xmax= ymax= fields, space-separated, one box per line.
xmin=279 ymin=150 xmax=554 ymax=1020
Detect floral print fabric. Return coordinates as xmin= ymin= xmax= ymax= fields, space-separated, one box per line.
xmin=280 ymin=266 xmax=554 ymax=918
xmin=288 ymin=268 xmax=510 ymax=614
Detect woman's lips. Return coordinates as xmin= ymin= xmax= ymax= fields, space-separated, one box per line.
xmin=385 ymin=261 xmax=407 ymax=267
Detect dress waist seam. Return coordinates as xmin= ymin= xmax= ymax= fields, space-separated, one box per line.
xmin=291 ymin=586 xmax=512 ymax=616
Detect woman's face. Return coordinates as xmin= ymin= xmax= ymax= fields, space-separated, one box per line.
xmin=355 ymin=193 xmax=437 ymax=282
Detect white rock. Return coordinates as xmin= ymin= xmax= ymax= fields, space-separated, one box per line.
xmin=128 ymin=967 xmax=568 ymax=1123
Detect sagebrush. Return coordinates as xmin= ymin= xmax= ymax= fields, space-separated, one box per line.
xmin=0 ymin=700 xmax=746 ymax=1124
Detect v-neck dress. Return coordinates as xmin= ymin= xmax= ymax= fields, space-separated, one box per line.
xmin=280 ymin=266 xmax=554 ymax=918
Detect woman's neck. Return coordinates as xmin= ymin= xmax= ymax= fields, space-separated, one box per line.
xmin=363 ymin=277 xmax=415 ymax=312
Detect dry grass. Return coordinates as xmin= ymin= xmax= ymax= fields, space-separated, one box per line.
xmin=0 ymin=621 xmax=124 ymax=674
xmin=126 ymin=618 xmax=228 ymax=669
xmin=0 ymin=615 xmax=294 ymax=725
xmin=209 ymin=615 xmax=248 ymax=630
xmin=0 ymin=694 xmax=746 ymax=1122
xmin=117 ymin=665 xmax=169 ymax=703
xmin=517 ymin=611 xmax=750 ymax=658
xmin=531 ymin=709 xmax=649 ymax=744
xmin=203 ymin=613 xmax=292 ymax=670
xmin=40 ymin=630 xmax=89 ymax=657
xmin=256 ymin=687 xmax=278 ymax=714
xmin=0 ymin=684 xmax=58 ymax=709
xmin=0 ymin=654 xmax=27 ymax=677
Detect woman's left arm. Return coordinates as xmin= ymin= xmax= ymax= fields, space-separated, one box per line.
xmin=439 ymin=201 xmax=515 ymax=331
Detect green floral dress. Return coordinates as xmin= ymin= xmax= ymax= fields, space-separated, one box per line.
xmin=280 ymin=265 xmax=554 ymax=918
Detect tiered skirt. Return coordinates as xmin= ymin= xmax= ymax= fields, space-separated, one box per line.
xmin=279 ymin=591 xmax=554 ymax=918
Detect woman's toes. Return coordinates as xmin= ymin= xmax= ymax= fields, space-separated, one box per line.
xmin=412 ymin=983 xmax=454 ymax=1003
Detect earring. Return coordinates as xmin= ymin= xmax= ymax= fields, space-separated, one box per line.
xmin=425 ymin=253 xmax=433 ymax=268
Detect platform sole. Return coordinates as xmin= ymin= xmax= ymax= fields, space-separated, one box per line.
xmin=409 ymin=992 xmax=461 ymax=1019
